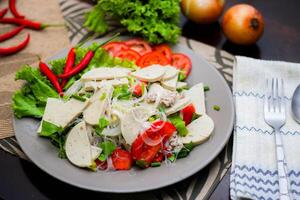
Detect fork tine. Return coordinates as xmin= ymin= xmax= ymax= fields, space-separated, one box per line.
xmin=271 ymin=78 xmax=275 ymax=112
xmin=264 ymin=79 xmax=269 ymax=114
xmin=275 ymin=78 xmax=280 ymax=112
xmin=279 ymin=78 xmax=285 ymax=113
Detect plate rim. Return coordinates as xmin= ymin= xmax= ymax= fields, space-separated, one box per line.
xmin=14 ymin=39 xmax=234 ymax=193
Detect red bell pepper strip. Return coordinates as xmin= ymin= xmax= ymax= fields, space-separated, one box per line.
xmin=111 ymin=149 xmax=133 ymax=170
xmin=60 ymin=48 xmax=75 ymax=88
xmin=0 ymin=18 xmax=47 ymax=30
xmin=58 ymin=50 xmax=93 ymax=79
xmin=0 ymin=33 xmax=30 ymax=55
xmin=0 ymin=8 xmax=8 ymax=19
xmin=0 ymin=25 xmax=25 ymax=42
xmin=39 ymin=61 xmax=63 ymax=96
xmin=181 ymin=104 xmax=196 ymax=125
xmin=9 ymin=0 xmax=25 ymax=19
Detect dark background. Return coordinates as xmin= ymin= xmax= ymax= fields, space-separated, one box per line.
xmin=1 ymin=0 xmax=300 ymax=199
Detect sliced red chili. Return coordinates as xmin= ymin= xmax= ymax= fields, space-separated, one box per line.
xmin=0 ymin=33 xmax=30 ymax=55
xmin=9 ymin=0 xmax=25 ymax=19
xmin=61 ymin=48 xmax=76 ymax=88
xmin=136 ymin=51 xmax=170 ymax=68
xmin=39 ymin=61 xmax=63 ymax=96
xmin=103 ymin=42 xmax=128 ymax=56
xmin=171 ymin=53 xmax=192 ymax=78
xmin=111 ymin=149 xmax=133 ymax=170
xmin=114 ymin=49 xmax=141 ymax=62
xmin=0 ymin=18 xmax=46 ymax=30
xmin=153 ymin=44 xmax=172 ymax=62
xmin=0 ymin=8 xmax=8 ymax=19
xmin=0 ymin=25 xmax=24 ymax=42
xmin=125 ymin=39 xmax=152 ymax=56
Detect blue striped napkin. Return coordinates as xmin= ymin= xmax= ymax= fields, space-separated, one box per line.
xmin=230 ymin=56 xmax=300 ymax=200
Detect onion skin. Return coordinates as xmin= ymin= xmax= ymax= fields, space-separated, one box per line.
xmin=222 ymin=4 xmax=264 ymax=45
xmin=181 ymin=0 xmax=225 ymax=24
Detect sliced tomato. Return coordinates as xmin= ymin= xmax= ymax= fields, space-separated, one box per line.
xmin=181 ymin=104 xmax=196 ymax=125
xmin=171 ymin=53 xmax=192 ymax=78
xmin=153 ymin=44 xmax=172 ymax=62
xmin=114 ymin=49 xmax=141 ymax=62
xmin=133 ymin=83 xmax=143 ymax=97
xmin=125 ymin=39 xmax=152 ymax=56
xmin=153 ymin=152 xmax=164 ymax=162
xmin=103 ymin=42 xmax=129 ymax=56
xmin=131 ymin=120 xmax=176 ymax=168
xmin=111 ymin=149 xmax=133 ymax=170
xmin=136 ymin=51 xmax=170 ymax=68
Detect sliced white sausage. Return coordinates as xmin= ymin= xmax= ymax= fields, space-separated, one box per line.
xmin=184 ymin=83 xmax=206 ymax=115
xmin=81 ymin=67 xmax=130 ymax=81
xmin=161 ymin=74 xmax=178 ymax=91
xmin=83 ymin=85 xmax=113 ymax=125
xmin=180 ymin=114 xmax=214 ymax=145
xmin=39 ymin=98 xmax=89 ymax=130
xmin=162 ymin=66 xmax=179 ymax=80
xmin=65 ymin=121 xmax=93 ymax=167
xmin=91 ymin=146 xmax=102 ymax=160
xmin=176 ymin=82 xmax=188 ymax=89
xmin=165 ymin=97 xmax=191 ymax=115
xmin=83 ymin=78 xmax=128 ymax=91
xmin=131 ymin=65 xmax=166 ymax=82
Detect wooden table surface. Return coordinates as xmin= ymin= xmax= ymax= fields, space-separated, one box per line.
xmin=1 ymin=0 xmax=300 ymax=199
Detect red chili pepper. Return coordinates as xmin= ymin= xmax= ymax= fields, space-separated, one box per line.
xmin=9 ymin=0 xmax=24 ymax=19
xmin=0 ymin=18 xmax=46 ymax=30
xmin=0 ymin=8 xmax=8 ymax=19
xmin=61 ymin=48 xmax=76 ymax=88
xmin=0 ymin=25 xmax=24 ymax=42
xmin=0 ymin=33 xmax=30 ymax=55
xmin=39 ymin=61 xmax=63 ymax=96
xmin=58 ymin=50 xmax=94 ymax=79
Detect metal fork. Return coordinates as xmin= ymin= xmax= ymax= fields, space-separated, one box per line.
xmin=264 ymin=78 xmax=291 ymax=200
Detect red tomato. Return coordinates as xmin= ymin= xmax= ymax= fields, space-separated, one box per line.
xmin=114 ymin=49 xmax=141 ymax=62
xmin=133 ymin=83 xmax=143 ymax=97
xmin=153 ymin=44 xmax=172 ymax=62
xmin=131 ymin=121 xmax=176 ymax=168
xmin=111 ymin=149 xmax=133 ymax=170
xmin=153 ymin=152 xmax=164 ymax=162
xmin=136 ymin=51 xmax=170 ymax=68
xmin=171 ymin=53 xmax=192 ymax=78
xmin=181 ymin=104 xmax=196 ymax=125
xmin=125 ymin=39 xmax=152 ymax=56
xmin=103 ymin=42 xmax=129 ymax=56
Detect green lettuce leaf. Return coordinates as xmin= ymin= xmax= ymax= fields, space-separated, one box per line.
xmin=40 ymin=120 xmax=63 ymax=137
xmin=98 ymin=141 xmax=116 ymax=161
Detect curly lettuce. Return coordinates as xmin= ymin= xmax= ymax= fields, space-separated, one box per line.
xmin=84 ymin=0 xmax=181 ymax=44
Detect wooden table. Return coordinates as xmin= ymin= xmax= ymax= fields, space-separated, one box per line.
xmin=0 ymin=0 xmax=299 ymax=199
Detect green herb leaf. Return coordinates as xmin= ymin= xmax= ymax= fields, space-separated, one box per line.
xmin=40 ymin=121 xmax=63 ymax=137
xmin=112 ymin=85 xmax=131 ymax=100
xmin=168 ymin=114 xmax=188 ymax=137
xmin=95 ymin=117 xmax=110 ymax=136
xmin=98 ymin=141 xmax=116 ymax=161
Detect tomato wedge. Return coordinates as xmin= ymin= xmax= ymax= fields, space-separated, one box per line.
xmin=103 ymin=42 xmax=129 ymax=56
xmin=181 ymin=104 xmax=196 ymax=125
xmin=125 ymin=39 xmax=152 ymax=56
xmin=131 ymin=120 xmax=176 ymax=168
xmin=153 ymin=44 xmax=172 ymax=62
xmin=133 ymin=83 xmax=143 ymax=97
xmin=114 ymin=49 xmax=141 ymax=62
xmin=171 ymin=53 xmax=192 ymax=78
xmin=111 ymin=149 xmax=133 ymax=170
xmin=136 ymin=51 xmax=170 ymax=68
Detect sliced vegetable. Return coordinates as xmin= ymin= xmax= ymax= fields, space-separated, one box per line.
xmin=103 ymin=42 xmax=128 ymax=56
xmin=171 ymin=53 xmax=192 ymax=78
xmin=180 ymin=104 xmax=196 ymax=125
xmin=40 ymin=120 xmax=63 ymax=137
xmin=125 ymin=39 xmax=152 ymax=56
xmin=133 ymin=83 xmax=143 ymax=97
xmin=213 ymin=105 xmax=220 ymax=111
xmin=114 ymin=49 xmax=141 ymax=62
xmin=111 ymin=149 xmax=133 ymax=170
xmin=168 ymin=114 xmax=188 ymax=137
xmin=153 ymin=44 xmax=172 ymax=62
xmin=98 ymin=141 xmax=116 ymax=161
xmin=136 ymin=51 xmax=170 ymax=68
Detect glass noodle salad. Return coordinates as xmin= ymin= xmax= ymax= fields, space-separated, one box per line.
xmin=12 ymin=37 xmax=215 ymax=171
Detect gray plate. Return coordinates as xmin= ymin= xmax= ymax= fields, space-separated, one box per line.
xmin=14 ymin=38 xmax=234 ymax=193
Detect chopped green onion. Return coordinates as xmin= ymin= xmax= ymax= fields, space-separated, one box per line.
xmin=213 ymin=105 xmax=220 ymax=111
xmin=136 ymin=160 xmax=148 ymax=168
xmin=168 ymin=154 xmax=176 ymax=162
xmin=99 ymin=92 xmax=107 ymax=101
xmin=204 ymin=85 xmax=210 ymax=92
xmin=71 ymin=94 xmax=86 ymax=102
xmin=151 ymin=162 xmax=161 ymax=167
xmin=192 ymin=113 xmax=201 ymax=121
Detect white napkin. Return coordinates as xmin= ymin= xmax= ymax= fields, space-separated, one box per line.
xmin=230 ymin=56 xmax=300 ymax=200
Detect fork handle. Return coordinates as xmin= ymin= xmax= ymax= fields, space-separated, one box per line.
xmin=275 ymin=129 xmax=292 ymax=200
